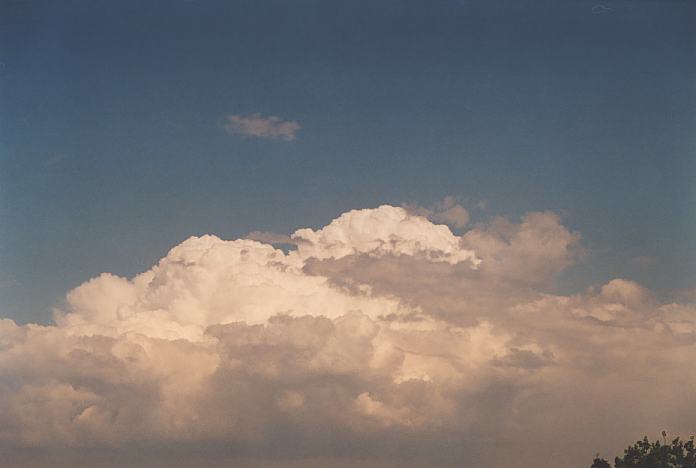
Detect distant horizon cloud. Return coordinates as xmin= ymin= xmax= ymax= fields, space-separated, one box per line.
xmin=221 ymin=113 xmax=301 ymax=141
xmin=0 ymin=204 xmax=694 ymax=468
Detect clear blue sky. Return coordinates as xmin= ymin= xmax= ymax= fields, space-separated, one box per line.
xmin=1 ymin=0 xmax=695 ymax=323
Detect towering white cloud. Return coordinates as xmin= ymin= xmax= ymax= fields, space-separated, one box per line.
xmin=0 ymin=205 xmax=694 ymax=468
xmin=292 ymin=205 xmax=480 ymax=265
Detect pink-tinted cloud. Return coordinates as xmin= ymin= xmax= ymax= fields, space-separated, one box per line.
xmin=221 ymin=113 xmax=300 ymax=141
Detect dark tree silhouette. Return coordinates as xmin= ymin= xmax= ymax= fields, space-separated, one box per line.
xmin=591 ymin=456 xmax=612 ymax=468
xmin=591 ymin=435 xmax=696 ymax=468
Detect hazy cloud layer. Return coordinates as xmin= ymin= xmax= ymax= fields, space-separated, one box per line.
xmin=1 ymin=205 xmax=694 ymax=467
xmin=221 ymin=113 xmax=300 ymax=141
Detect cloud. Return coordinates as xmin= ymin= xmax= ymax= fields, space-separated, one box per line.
xmin=674 ymin=287 xmax=696 ymax=303
xmin=431 ymin=196 xmax=470 ymax=229
xmin=460 ymin=211 xmax=582 ymax=284
xmin=221 ymin=113 xmax=300 ymax=141
xmin=292 ymin=205 xmax=479 ymax=265
xmin=245 ymin=230 xmax=297 ymax=246
xmin=404 ymin=196 xmax=470 ymax=230
xmin=592 ymin=4 xmax=614 ymax=14
xmin=1 ymin=205 xmax=695 ymax=467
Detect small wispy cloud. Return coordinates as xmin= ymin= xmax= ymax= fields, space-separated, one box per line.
xmin=221 ymin=113 xmax=300 ymax=141
xmin=592 ymin=4 xmax=613 ymax=14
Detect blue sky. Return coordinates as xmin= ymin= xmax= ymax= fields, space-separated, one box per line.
xmin=1 ymin=0 xmax=695 ymax=323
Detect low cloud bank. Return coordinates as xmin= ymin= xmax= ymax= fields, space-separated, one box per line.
xmin=1 ymin=205 xmax=694 ymax=467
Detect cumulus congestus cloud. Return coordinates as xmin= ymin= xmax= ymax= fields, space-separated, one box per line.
xmin=1 ymin=205 xmax=695 ymax=468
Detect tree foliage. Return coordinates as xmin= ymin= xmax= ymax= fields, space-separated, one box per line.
xmin=592 ymin=435 xmax=696 ymax=468
xmin=592 ymin=456 xmax=612 ymax=468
